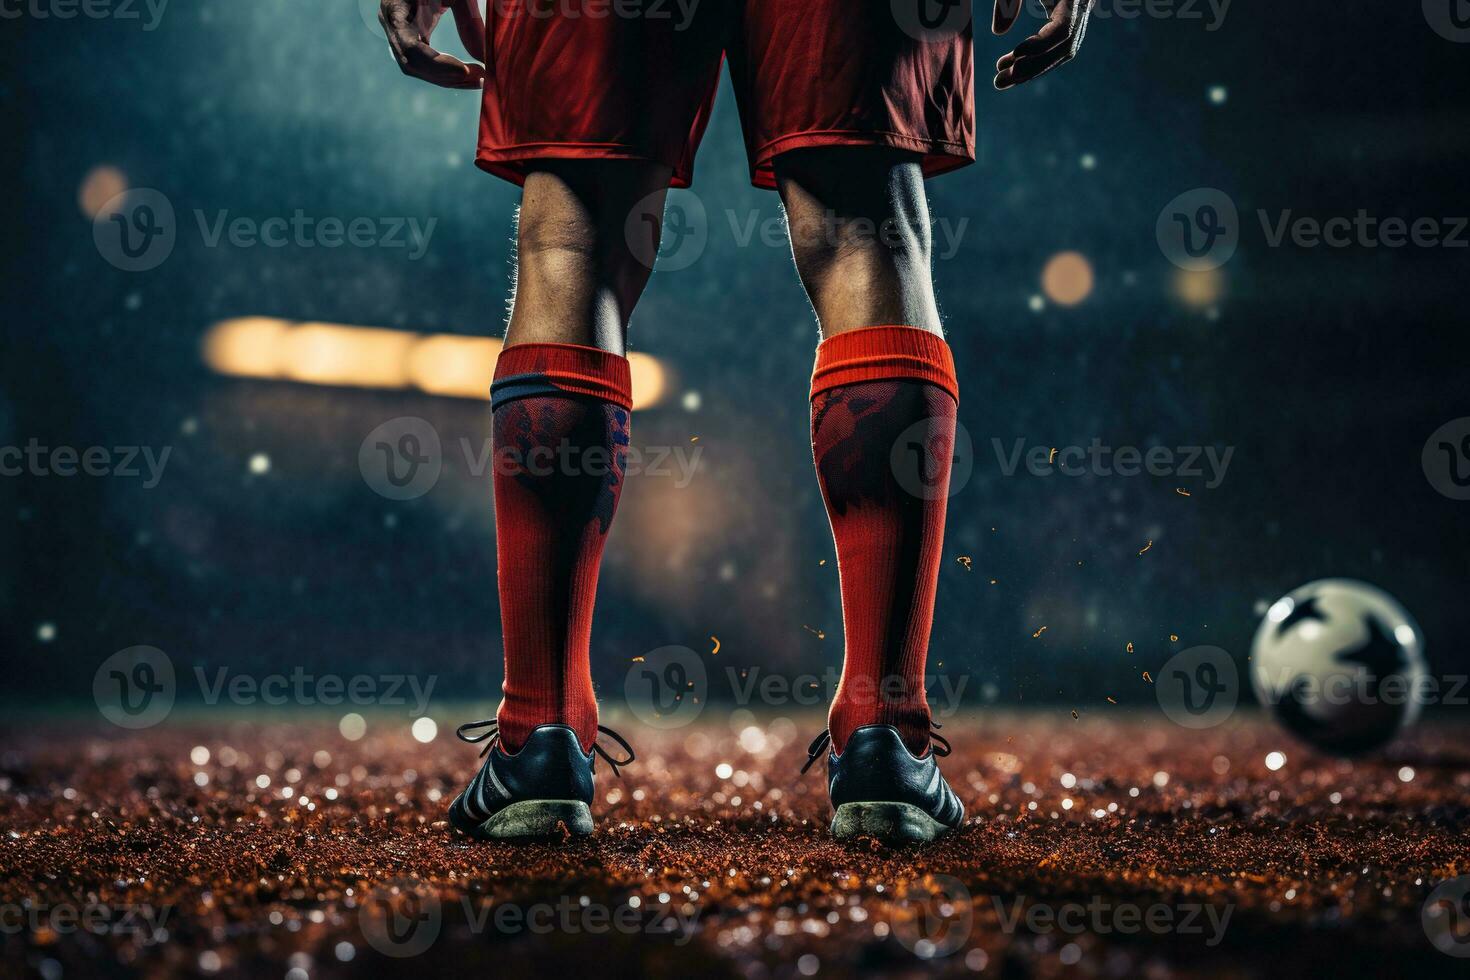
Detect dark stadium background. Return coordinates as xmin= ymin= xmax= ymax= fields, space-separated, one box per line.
xmin=3 ymin=0 xmax=1468 ymax=716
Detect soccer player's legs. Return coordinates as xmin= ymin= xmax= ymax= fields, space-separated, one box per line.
xmin=776 ymin=148 xmax=955 ymax=754
xmin=492 ymin=159 xmax=669 ymax=749
xmin=449 ymin=160 xmax=663 ymax=839
xmin=776 ymin=149 xmax=964 ymax=841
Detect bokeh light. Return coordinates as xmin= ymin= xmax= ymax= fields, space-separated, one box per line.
xmin=1173 ymin=268 xmax=1225 ymax=307
xmin=77 ymin=165 xmax=129 ymax=218
xmin=202 ymin=318 xmax=671 ymax=408
xmin=1041 ymin=251 xmax=1095 ymax=307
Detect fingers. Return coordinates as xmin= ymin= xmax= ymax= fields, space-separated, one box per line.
xmin=380 ymin=0 xmax=484 ymax=88
xmin=994 ymin=35 xmax=1076 ymax=90
xmin=994 ymin=15 xmax=1068 ymax=71
xmin=993 ymin=0 xmax=1090 ymax=90
xmin=993 ymin=0 xmax=1025 ymax=35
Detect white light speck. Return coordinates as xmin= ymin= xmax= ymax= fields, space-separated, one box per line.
xmin=1060 ymin=772 xmax=1077 ymax=789
xmin=1265 ymin=751 xmax=1287 ymax=771
xmin=190 ymin=746 xmax=210 ymax=766
xmin=36 ymin=623 xmax=56 ymax=643
xmin=1208 ymin=86 xmax=1228 ymax=105
xmin=411 ymin=717 xmax=438 ymax=743
xmin=1394 ymin=624 xmax=1415 ymax=646
xmin=1080 ymin=153 xmax=1096 ymax=170
xmin=1028 ymin=295 xmax=1045 ymax=312
xmin=1398 ymin=766 xmax=1415 ymax=783
xmin=715 ymin=762 xmax=733 ymax=780
xmin=248 ymin=453 xmax=271 ymax=475
xmin=339 ymin=713 xmax=367 ymax=741
xmin=334 ymin=942 xmax=356 ymax=962
xmin=682 ymin=390 xmax=702 ymax=412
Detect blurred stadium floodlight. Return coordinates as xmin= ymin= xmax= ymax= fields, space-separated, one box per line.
xmin=202 ymin=317 xmax=669 ymax=409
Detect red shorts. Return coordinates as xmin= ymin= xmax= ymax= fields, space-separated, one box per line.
xmin=476 ymin=0 xmax=975 ymax=190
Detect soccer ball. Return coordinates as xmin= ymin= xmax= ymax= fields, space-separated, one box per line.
xmin=1251 ymin=579 xmax=1428 ymax=755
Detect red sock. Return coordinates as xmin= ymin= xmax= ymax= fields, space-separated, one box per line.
xmin=810 ymin=326 xmax=959 ymax=756
xmin=491 ymin=343 xmax=631 ymax=752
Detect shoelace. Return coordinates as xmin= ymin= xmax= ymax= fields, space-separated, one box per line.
xmin=800 ymin=722 xmax=952 ymax=774
xmin=455 ymin=719 xmax=637 ymax=777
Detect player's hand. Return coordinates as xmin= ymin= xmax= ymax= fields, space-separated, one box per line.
xmin=379 ymin=0 xmax=487 ymax=89
xmin=992 ymin=0 xmax=1093 ymax=91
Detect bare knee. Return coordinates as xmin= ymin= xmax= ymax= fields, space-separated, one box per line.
xmin=774 ymin=149 xmax=939 ymax=335
xmin=508 ymin=161 xmax=671 ymax=349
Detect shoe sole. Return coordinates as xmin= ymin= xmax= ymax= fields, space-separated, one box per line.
xmin=831 ymin=802 xmax=952 ymax=845
xmin=453 ymin=800 xmax=594 ymax=841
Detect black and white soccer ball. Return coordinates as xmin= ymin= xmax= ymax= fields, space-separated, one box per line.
xmin=1251 ymin=579 xmax=1428 ymax=755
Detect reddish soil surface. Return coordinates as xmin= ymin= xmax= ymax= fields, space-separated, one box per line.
xmin=2 ymin=711 xmax=1468 ymax=978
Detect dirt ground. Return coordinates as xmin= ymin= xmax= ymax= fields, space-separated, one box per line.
xmin=2 ymin=710 xmax=1468 ymax=978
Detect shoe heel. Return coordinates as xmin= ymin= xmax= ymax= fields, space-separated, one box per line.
xmin=831 ymin=802 xmax=949 ymax=845
xmin=477 ymin=800 xmax=593 ymax=840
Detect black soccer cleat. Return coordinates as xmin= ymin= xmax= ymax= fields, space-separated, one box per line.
xmin=447 ymin=720 xmax=633 ymax=840
xmin=803 ymin=724 xmax=964 ymax=845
